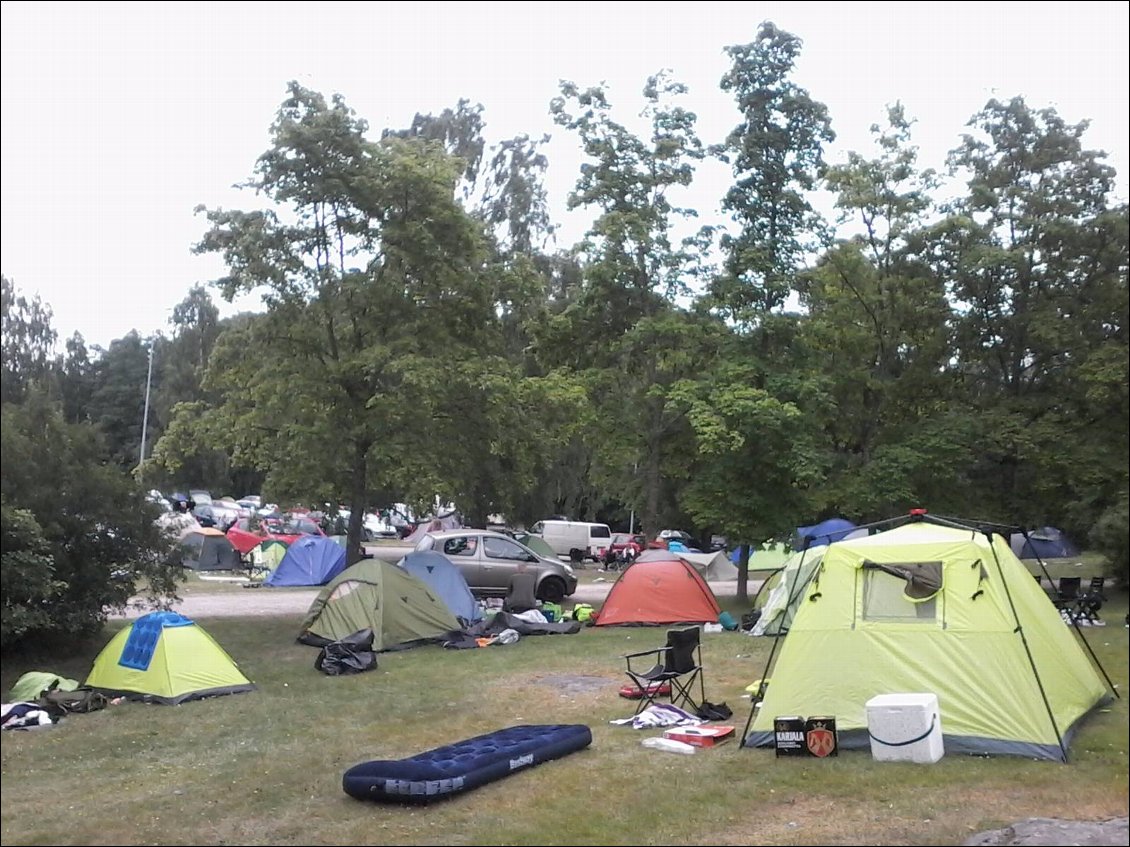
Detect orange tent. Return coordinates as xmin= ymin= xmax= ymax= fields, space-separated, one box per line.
xmin=594 ymin=557 xmax=722 ymax=626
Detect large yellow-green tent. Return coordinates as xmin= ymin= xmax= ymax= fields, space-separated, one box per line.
xmin=86 ymin=612 xmax=255 ymax=704
xmin=741 ymin=519 xmax=1112 ymax=761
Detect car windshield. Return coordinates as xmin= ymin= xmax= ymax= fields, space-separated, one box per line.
xmin=482 ymin=536 xmax=535 ymax=561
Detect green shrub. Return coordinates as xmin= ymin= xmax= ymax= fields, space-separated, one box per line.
xmin=1089 ymin=488 xmax=1129 ymax=586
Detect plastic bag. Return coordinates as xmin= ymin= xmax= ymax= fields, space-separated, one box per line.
xmin=642 ymin=737 xmax=696 ymax=755
xmin=315 ymin=628 xmax=378 ymax=675
xmin=697 ymin=701 xmax=733 ymax=720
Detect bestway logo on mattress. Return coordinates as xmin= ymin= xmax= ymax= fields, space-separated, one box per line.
xmin=509 ymin=754 xmax=534 ymax=770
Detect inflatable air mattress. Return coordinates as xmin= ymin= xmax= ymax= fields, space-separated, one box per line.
xmin=343 ymin=723 xmax=592 ymax=803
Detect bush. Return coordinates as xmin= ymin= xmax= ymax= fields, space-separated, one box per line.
xmin=1089 ymin=488 xmax=1129 ymax=587
xmin=0 ymin=394 xmax=183 ymax=650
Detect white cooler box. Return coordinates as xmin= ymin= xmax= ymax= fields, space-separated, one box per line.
xmin=865 ymin=692 xmax=944 ymax=763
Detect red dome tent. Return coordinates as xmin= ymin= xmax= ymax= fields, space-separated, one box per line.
xmin=594 ymin=556 xmax=722 ymax=626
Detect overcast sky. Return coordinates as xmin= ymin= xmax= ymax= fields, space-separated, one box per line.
xmin=2 ymin=1 xmax=1127 ymax=349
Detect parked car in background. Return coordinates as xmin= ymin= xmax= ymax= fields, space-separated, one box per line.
xmin=529 ymin=519 xmax=613 ymax=562
xmin=208 ymin=499 xmax=242 ymax=530
xmin=189 ymin=490 xmax=213 ymax=510
xmin=264 ymin=514 xmax=326 ymax=545
xmin=414 ymin=528 xmax=578 ymax=603
xmin=601 ymin=531 xmax=645 ymax=570
xmin=192 ymin=503 xmax=219 ymax=528
xmin=609 ymin=532 xmax=645 ymax=557
xmin=656 ymin=529 xmax=700 ymax=551
xmin=146 ymin=489 xmax=171 ymax=512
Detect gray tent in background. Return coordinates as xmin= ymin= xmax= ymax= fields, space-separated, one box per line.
xmin=635 ymin=548 xmax=739 ymax=581
xmin=404 ymin=513 xmax=462 ymax=545
xmin=180 ymin=527 xmax=241 ymax=571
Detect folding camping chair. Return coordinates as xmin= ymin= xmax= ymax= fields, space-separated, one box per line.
xmin=1056 ymin=576 xmax=1082 ymax=603
xmin=1063 ymin=577 xmax=1106 ymax=626
xmin=1087 ymin=576 xmax=1107 ymax=601
xmin=622 ymin=626 xmax=705 ymax=716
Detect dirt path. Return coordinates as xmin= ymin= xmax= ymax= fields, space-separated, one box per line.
xmin=110 ymin=579 xmax=745 ymax=619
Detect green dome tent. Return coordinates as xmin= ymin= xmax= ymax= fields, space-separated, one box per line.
xmin=252 ymin=538 xmax=289 ymax=568
xmin=297 ymin=559 xmax=461 ymax=652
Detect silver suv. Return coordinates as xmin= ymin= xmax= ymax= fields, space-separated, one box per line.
xmin=413 ymin=529 xmax=578 ymax=603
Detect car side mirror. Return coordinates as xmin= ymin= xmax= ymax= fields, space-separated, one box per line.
xmin=527 ymin=554 xmax=539 ymax=563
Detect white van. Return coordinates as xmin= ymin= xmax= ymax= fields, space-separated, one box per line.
xmin=530 ymin=519 xmax=612 ymax=562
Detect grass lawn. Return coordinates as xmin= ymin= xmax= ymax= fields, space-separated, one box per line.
xmin=1 ymin=588 xmax=1126 ymax=845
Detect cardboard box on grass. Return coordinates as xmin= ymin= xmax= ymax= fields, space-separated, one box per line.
xmin=662 ymin=725 xmax=735 ymax=748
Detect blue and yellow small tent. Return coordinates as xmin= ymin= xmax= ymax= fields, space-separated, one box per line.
xmin=86 ymin=611 xmax=255 ymax=704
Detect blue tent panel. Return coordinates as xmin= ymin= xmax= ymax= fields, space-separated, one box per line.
xmin=266 ymin=536 xmax=348 ymax=586
xmin=398 ymin=551 xmax=483 ymax=623
xmin=119 ymin=611 xmax=194 ymax=671
xmin=795 ymin=518 xmax=858 ymax=551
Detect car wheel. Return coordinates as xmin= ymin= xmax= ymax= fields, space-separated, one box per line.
xmin=538 ymin=577 xmax=566 ymax=604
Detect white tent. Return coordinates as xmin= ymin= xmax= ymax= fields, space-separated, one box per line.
xmin=635 ymin=548 xmax=739 ymax=581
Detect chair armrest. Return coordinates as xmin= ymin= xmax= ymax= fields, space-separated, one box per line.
xmin=623 ymin=646 xmax=669 ymax=661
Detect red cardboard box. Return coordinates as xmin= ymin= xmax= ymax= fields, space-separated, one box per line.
xmin=662 ymin=725 xmax=736 ymax=748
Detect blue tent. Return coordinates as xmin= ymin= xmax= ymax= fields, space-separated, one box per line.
xmin=794 ymin=518 xmax=859 ymax=551
xmin=1010 ymin=526 xmax=1081 ymax=560
xmin=266 ymin=536 xmax=347 ymax=587
xmin=398 ymin=551 xmax=483 ymax=623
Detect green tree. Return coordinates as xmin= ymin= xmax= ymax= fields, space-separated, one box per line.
xmin=545 ymin=71 xmax=715 ymax=536
xmin=683 ymin=21 xmax=834 ymax=593
xmin=0 ymin=497 xmax=63 ymax=644
xmin=708 ymin=21 xmax=835 ymax=319
xmin=145 ymin=286 xmax=237 ymax=493
xmin=1 ymin=389 xmax=182 ymax=648
xmin=173 ymin=83 xmax=551 ymax=557
xmin=84 ymin=331 xmax=152 ymax=470
xmin=1 ymin=275 xmax=57 ymax=405
xmin=386 ymin=103 xmax=578 ymax=526
xmin=58 ymin=331 xmax=95 ymax=425
xmin=937 ymin=97 xmax=1129 ymax=533
xmin=799 ymin=105 xmax=960 ymax=519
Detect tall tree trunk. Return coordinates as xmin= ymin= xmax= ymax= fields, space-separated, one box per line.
xmin=346 ymin=440 xmax=370 ymax=565
xmin=644 ymin=435 xmax=662 ymax=541
xmin=737 ymin=542 xmax=750 ymax=603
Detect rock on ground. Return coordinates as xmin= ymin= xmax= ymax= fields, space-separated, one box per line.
xmin=962 ymin=817 xmax=1129 ymax=846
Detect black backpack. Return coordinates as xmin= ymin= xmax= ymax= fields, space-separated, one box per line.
xmin=740 ymin=609 xmax=762 ymax=630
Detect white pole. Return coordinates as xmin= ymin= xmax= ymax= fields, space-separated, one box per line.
xmin=138 ymin=343 xmax=154 ymax=483
xmin=629 ymin=461 xmax=637 ymax=534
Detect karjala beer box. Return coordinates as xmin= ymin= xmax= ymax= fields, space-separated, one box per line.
xmin=662 ymin=725 xmax=736 ymax=747
xmin=804 ymin=715 xmax=838 ymax=758
xmin=773 ymin=715 xmax=807 ymax=757
xmin=774 ymin=715 xmax=839 ymax=758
